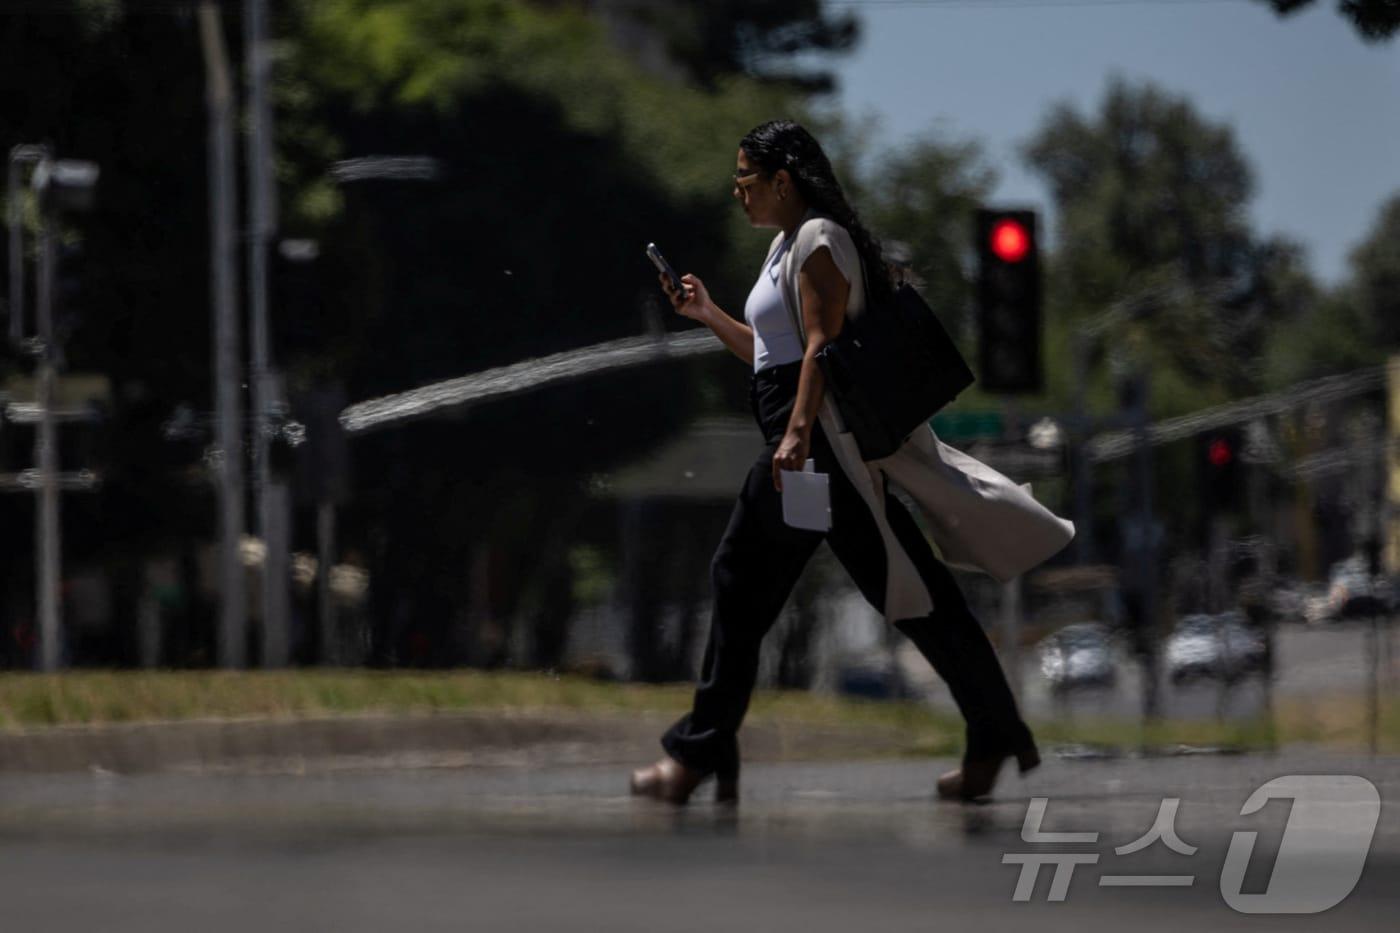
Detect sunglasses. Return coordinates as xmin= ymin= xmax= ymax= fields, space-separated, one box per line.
xmin=733 ymin=168 xmax=764 ymax=190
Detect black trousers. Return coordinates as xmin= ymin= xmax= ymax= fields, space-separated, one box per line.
xmin=661 ymin=360 xmax=1032 ymax=781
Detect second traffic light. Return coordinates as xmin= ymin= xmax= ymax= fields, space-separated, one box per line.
xmin=1199 ymin=427 xmax=1244 ymax=513
xmin=975 ymin=208 xmax=1042 ymax=393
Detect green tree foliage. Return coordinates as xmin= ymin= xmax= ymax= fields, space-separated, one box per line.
xmin=1256 ymin=0 xmax=1400 ymax=41
xmin=1022 ymin=77 xmax=1308 ymax=411
xmin=1264 ymin=192 xmax=1400 ymax=385
xmin=860 ymin=134 xmax=997 ymax=348
xmin=1024 ymin=78 xmax=1255 ymax=301
xmin=282 ymin=0 xmax=798 ymax=385
xmin=1346 ymin=192 xmax=1400 ymax=343
xmin=274 ymin=0 xmax=823 ymax=665
xmin=0 ymin=0 xmax=829 ymax=666
xmin=611 ymin=0 xmax=860 ymax=92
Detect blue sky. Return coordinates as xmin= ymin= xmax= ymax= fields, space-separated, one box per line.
xmin=816 ymin=0 xmax=1400 ymax=285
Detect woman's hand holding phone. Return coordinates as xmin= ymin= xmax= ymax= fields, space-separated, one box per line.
xmin=660 ymin=271 xmax=710 ymax=323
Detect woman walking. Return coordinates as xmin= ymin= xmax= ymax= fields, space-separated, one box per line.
xmin=629 ymin=120 xmax=1074 ymax=806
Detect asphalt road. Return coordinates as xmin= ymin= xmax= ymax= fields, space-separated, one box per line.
xmin=1 ymin=750 xmax=1396 ymax=931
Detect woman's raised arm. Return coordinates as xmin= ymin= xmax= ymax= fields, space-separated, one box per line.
xmin=660 ymin=271 xmax=754 ymax=366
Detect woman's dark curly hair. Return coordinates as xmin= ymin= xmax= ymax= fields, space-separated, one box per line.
xmin=740 ymin=119 xmax=893 ymax=304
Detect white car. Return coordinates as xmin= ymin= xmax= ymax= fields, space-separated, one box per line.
xmin=1037 ymin=622 xmax=1118 ymax=692
xmin=1166 ymin=611 xmax=1267 ymax=683
xmin=1325 ymin=556 xmax=1394 ymax=621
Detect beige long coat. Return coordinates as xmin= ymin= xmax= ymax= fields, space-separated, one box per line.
xmin=771 ymin=211 xmax=1075 ymax=623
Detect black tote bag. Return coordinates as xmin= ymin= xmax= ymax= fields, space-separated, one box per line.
xmin=777 ymin=226 xmax=975 ymax=461
xmin=815 ymin=277 xmax=974 ymax=460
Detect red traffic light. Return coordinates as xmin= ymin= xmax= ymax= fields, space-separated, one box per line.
xmin=1208 ymin=437 xmax=1233 ymax=468
xmin=990 ymin=219 xmax=1030 ymax=263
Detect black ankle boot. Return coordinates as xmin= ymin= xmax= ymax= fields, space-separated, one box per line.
xmin=896 ymin=614 xmax=1040 ymax=801
xmin=936 ymin=740 xmax=1041 ymax=802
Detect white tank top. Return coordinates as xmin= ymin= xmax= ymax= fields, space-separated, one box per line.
xmin=744 ymin=235 xmax=802 ymax=373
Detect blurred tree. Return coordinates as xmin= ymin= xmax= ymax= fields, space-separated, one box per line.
xmin=1263 ymin=192 xmax=1400 ymax=385
xmin=276 ymin=0 xmax=809 ymax=667
xmin=597 ymin=0 xmax=861 ymax=93
xmin=1255 ymin=0 xmax=1400 ymax=41
xmin=1023 ymin=77 xmax=1307 ymax=407
xmin=1020 ymin=77 xmax=1325 ymax=578
xmin=0 ymin=0 xmax=822 ymax=668
xmin=0 ymin=4 xmax=221 ymax=665
xmin=1345 ymin=192 xmax=1400 ymax=344
xmin=860 ymin=133 xmax=998 ymax=349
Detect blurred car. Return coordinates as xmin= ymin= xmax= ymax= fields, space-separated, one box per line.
xmin=1299 ymin=584 xmax=1334 ymax=626
xmin=1166 ymin=611 xmax=1268 ymax=683
xmin=1264 ymin=579 xmax=1319 ymax=625
xmin=1037 ymin=622 xmax=1118 ymax=692
xmin=836 ymin=651 xmax=901 ymax=700
xmin=1324 ymin=555 xmax=1395 ymax=621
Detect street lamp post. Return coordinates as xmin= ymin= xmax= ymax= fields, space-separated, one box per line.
xmin=243 ymin=0 xmax=292 ymax=668
xmin=34 ymin=159 xmax=61 ymax=672
xmin=8 ymin=147 xmax=100 ymax=671
xmin=198 ymin=0 xmax=248 ymax=668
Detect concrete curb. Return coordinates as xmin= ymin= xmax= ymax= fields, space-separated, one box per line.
xmin=0 ymin=711 xmax=919 ymax=775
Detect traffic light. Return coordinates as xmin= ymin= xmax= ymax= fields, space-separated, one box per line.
xmin=975 ymin=208 xmax=1042 ymax=393
xmin=1199 ymin=427 xmax=1243 ymax=512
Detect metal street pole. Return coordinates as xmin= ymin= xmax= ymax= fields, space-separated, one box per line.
xmin=1071 ymin=330 xmax=1095 ymax=563
xmin=11 ymin=148 xmax=98 ymax=672
xmin=1137 ymin=378 xmax=1160 ymax=723
xmin=244 ymin=0 xmax=289 ymax=666
xmin=318 ymin=498 xmax=336 ymax=665
xmin=33 ymin=159 xmax=62 ymax=671
xmin=199 ymin=1 xmax=247 ymax=668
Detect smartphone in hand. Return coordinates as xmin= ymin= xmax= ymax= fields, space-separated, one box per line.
xmin=645 ymin=243 xmax=685 ymax=296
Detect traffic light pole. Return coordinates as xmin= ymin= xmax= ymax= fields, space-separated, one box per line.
xmin=6 ymin=147 xmax=101 ymax=672
xmin=35 ymin=174 xmax=62 ymax=672
xmin=1128 ymin=368 xmax=1160 ymax=723
xmin=199 ymin=1 xmax=248 ymax=668
xmin=1071 ymin=330 xmax=1095 ymax=563
xmin=244 ymin=0 xmax=290 ymax=667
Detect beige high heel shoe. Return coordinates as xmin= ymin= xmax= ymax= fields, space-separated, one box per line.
xmin=629 ymin=756 xmax=738 ymax=805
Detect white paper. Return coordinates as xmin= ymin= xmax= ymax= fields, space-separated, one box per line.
xmin=781 ymin=458 xmax=831 ymax=532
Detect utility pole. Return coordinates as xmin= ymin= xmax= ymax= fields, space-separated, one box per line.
xmin=1071 ymin=331 xmax=1095 ymax=563
xmin=7 ymin=148 xmax=100 ymax=672
xmin=1118 ymin=367 xmax=1160 ymax=724
xmin=244 ymin=0 xmax=290 ymax=666
xmin=199 ymin=1 xmax=247 ymax=668
xmin=1350 ymin=410 xmax=1382 ymax=755
xmin=34 ymin=161 xmax=61 ymax=672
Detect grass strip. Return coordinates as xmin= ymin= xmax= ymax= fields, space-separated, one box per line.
xmin=0 ymin=670 xmax=1394 ymax=754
